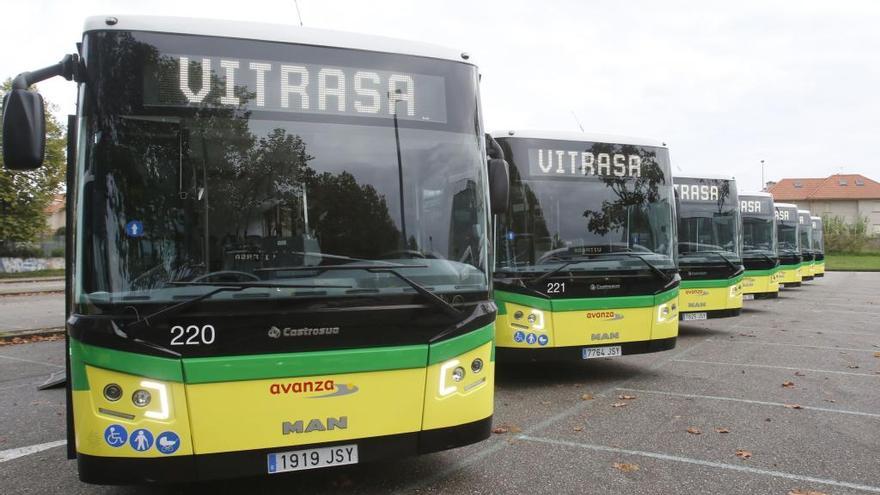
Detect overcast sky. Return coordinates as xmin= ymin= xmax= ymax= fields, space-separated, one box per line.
xmin=3 ymin=0 xmax=879 ymax=191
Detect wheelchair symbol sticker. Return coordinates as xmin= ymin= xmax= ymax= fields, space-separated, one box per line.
xmin=130 ymin=429 xmax=154 ymax=452
xmin=513 ymin=330 xmax=525 ymax=343
xmin=156 ymin=431 xmax=181 ymax=454
xmin=104 ymin=424 xmax=127 ymax=448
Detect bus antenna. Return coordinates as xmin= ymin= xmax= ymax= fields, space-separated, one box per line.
xmin=294 ymin=0 xmax=304 ymax=26
xmin=571 ymin=111 xmax=585 ymax=133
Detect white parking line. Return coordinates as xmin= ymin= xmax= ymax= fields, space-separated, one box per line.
xmin=0 ymin=440 xmax=66 ymax=464
xmin=673 ymin=358 xmax=880 ymax=377
xmin=616 ymin=387 xmax=880 ymax=418
xmin=707 ymin=339 xmax=879 ymax=353
xmin=730 ymin=325 xmax=879 ymax=338
xmin=518 ymin=435 xmax=880 ymax=494
xmin=0 ymin=354 xmax=64 ymax=368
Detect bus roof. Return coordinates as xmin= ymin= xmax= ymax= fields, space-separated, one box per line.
xmin=491 ymin=130 xmax=666 ymax=148
xmin=739 ymin=191 xmax=774 ymax=198
xmin=775 ymin=202 xmax=798 ymax=209
xmin=798 ymin=209 xmax=812 ymax=215
xmin=811 ymin=215 xmax=822 ymax=220
xmin=83 ymin=15 xmax=475 ymax=65
xmin=674 ymin=172 xmax=736 ymax=181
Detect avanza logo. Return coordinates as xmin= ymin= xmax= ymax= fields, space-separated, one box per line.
xmin=684 ymin=289 xmax=709 ymax=296
xmin=269 ymin=380 xmax=359 ymax=398
xmin=585 ymin=311 xmax=624 ymax=320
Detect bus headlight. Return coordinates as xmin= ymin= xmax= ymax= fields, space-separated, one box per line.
xmin=439 ymin=359 xmax=461 ymax=396
xmin=528 ymin=310 xmax=545 ymax=330
xmin=657 ymin=303 xmax=670 ymax=322
xmin=103 ymin=383 xmax=123 ymax=402
xmin=132 ymin=389 xmax=151 ymax=407
xmin=140 ymin=380 xmax=170 ymax=420
xmin=452 ymin=367 xmax=466 ymax=382
xmin=729 ymin=284 xmax=740 ymax=297
xmin=471 ymin=358 xmax=484 ymax=373
xmin=513 ymin=311 xmax=523 ymax=320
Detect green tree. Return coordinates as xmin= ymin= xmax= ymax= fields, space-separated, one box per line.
xmin=0 ymin=79 xmax=66 ymax=247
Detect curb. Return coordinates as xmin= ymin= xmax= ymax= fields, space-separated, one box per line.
xmin=0 ymin=276 xmax=65 ymax=284
xmin=0 ymin=327 xmax=65 ymax=343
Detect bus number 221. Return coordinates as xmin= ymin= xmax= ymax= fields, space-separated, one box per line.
xmin=170 ymin=325 xmax=216 ymax=345
xmin=546 ymin=282 xmax=565 ymax=294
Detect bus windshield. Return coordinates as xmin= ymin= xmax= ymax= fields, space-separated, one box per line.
xmin=798 ymin=212 xmax=813 ymax=254
xmin=812 ymin=218 xmax=824 ymax=252
xmin=675 ymin=177 xmax=741 ymax=263
xmin=740 ymin=195 xmax=776 ymax=258
xmin=77 ymin=31 xmax=488 ymax=306
xmin=775 ymin=206 xmax=799 ymax=255
xmin=493 ymin=136 xmax=676 ymax=274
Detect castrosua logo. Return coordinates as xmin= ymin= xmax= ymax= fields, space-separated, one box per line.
xmin=268 ymin=325 xmax=340 ymax=338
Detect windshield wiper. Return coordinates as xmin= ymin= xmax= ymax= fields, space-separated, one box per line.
xmin=123 ymin=281 xmax=352 ymax=336
xmin=257 ymin=265 xmax=461 ymax=318
xmin=744 ymin=251 xmax=778 ymax=265
xmin=531 ymin=252 xmax=672 ymax=285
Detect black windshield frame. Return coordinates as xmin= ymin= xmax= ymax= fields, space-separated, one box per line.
xmin=675 ymin=177 xmax=742 ymax=265
xmin=74 ymin=30 xmax=490 ymax=311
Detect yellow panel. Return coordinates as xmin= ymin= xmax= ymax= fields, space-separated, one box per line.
xmin=815 ymin=262 xmax=825 ymax=275
xmin=778 ymin=267 xmax=802 ymax=284
xmin=185 ymin=368 xmax=425 ymax=454
xmin=553 ymin=307 xmax=654 ymax=346
xmin=422 ymin=342 xmax=494 ymax=430
xmin=652 ymin=299 xmax=680 ymax=339
xmin=680 ymin=283 xmax=743 ymax=312
xmin=495 ymin=302 xmax=554 ymax=348
xmin=74 ymin=366 xmax=193 ymax=458
xmin=743 ymin=274 xmax=780 ymax=295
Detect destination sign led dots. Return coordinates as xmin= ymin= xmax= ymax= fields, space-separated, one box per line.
xmin=131 ymin=389 xmax=152 ymax=407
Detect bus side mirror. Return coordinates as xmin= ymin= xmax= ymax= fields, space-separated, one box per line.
xmin=2 ymin=89 xmax=46 ymax=170
xmin=488 ymin=158 xmax=509 ymax=215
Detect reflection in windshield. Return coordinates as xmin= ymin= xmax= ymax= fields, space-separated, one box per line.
xmin=798 ymin=213 xmax=813 ymax=254
xmin=675 ymin=177 xmax=741 ymax=261
xmin=494 ymin=138 xmax=676 ymax=273
xmin=740 ymin=196 xmax=776 ymax=256
xmin=775 ymin=207 xmax=799 ymax=254
xmin=78 ymin=31 xmax=487 ymax=303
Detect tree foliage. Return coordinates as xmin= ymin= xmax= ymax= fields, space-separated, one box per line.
xmin=0 ymin=79 xmax=66 ymax=245
xmin=823 ymin=214 xmax=870 ymax=253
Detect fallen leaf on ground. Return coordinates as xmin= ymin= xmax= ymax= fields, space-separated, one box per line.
xmin=686 ymin=427 xmax=702 ymax=435
xmin=714 ymin=427 xmax=730 ymax=433
xmin=784 ymin=404 xmax=803 ymax=409
xmin=573 ymin=426 xmax=583 ymax=432
xmin=611 ymin=402 xmax=628 ymax=408
xmin=492 ymin=426 xmax=508 ymax=434
xmin=735 ymin=449 xmax=752 ymax=459
xmin=788 ymin=489 xmax=827 ymax=495
xmin=541 ymin=400 xmax=552 ymax=405
xmin=581 ymin=393 xmax=594 ymax=400
xmin=612 ymin=462 xmax=639 ymax=473
xmin=794 ymin=371 xmax=806 ymax=376
xmin=823 ymin=399 xmax=836 ymax=403
xmin=617 ymin=394 xmax=637 ymax=400
xmin=782 ymin=381 xmax=795 ymax=388
xmin=509 ymin=425 xmax=522 ymax=433
xmin=847 ymin=365 xmax=860 ymax=369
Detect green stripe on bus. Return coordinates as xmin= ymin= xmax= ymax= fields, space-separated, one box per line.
xmin=744 ymin=267 xmax=780 ymax=277
xmin=427 ymin=323 xmax=494 ymax=365
xmin=183 ymin=345 xmax=428 ymax=383
xmin=494 ymin=287 xmax=679 ymax=312
xmin=69 ymin=339 xmax=184 ymax=390
xmin=680 ymin=274 xmax=744 ymax=289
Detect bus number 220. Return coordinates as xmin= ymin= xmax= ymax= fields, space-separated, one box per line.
xmin=170 ymin=325 xmax=216 ymax=345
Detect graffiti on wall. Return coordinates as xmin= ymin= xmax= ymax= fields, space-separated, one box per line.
xmin=0 ymin=258 xmax=65 ymax=273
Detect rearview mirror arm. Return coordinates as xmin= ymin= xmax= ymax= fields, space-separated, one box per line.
xmin=11 ymin=54 xmax=82 ymax=90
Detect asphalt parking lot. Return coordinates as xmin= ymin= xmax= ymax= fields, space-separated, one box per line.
xmin=1 ymin=271 xmax=878 ymax=494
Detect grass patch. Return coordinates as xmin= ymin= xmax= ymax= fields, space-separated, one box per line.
xmin=825 ymin=253 xmax=880 ymax=271
xmin=0 ymin=269 xmax=65 ymax=280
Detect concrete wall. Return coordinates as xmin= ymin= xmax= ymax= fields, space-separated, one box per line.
xmin=0 ymin=258 xmax=65 ymax=273
xmin=792 ymin=199 xmax=880 ymax=234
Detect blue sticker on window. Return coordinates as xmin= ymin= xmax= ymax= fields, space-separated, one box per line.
xmin=125 ymin=220 xmax=144 ymax=238
xmin=155 ymin=431 xmax=180 ymax=454
xmin=129 ymin=429 xmax=154 ymax=452
xmin=104 ymin=424 xmax=128 ymax=448
xmin=507 ymin=231 xmax=515 ymax=241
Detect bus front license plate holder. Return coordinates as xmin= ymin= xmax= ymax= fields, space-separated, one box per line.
xmin=743 ymin=294 xmax=755 ymax=301
xmin=582 ymin=345 xmax=622 ymax=360
xmin=267 ymin=444 xmax=358 ymax=473
xmin=682 ymin=312 xmax=707 ymax=321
